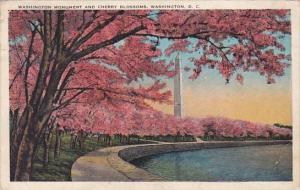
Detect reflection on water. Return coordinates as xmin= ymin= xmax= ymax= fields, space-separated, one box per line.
xmin=131 ymin=144 xmax=292 ymax=181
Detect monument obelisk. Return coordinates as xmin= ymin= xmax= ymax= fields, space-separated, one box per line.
xmin=174 ymin=53 xmax=183 ymax=117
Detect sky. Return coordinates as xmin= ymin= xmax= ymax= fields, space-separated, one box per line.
xmin=147 ymin=35 xmax=292 ymax=126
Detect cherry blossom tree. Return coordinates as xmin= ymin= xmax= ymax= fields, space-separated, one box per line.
xmin=9 ymin=10 xmax=290 ymax=181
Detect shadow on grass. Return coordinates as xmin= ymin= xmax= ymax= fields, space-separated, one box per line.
xmin=31 ymin=134 xmax=149 ymax=181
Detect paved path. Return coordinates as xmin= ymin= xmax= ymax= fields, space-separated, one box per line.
xmin=71 ymin=144 xmax=164 ymax=181
xmin=138 ymin=139 xmax=176 ymax=144
xmin=71 ymin=140 xmax=291 ymax=181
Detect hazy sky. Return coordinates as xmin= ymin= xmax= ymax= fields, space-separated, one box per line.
xmin=148 ymin=35 xmax=292 ymax=125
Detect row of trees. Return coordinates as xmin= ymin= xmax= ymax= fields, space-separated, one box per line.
xmin=56 ymin=102 xmax=292 ymax=141
xmin=9 ymin=10 xmax=290 ymax=180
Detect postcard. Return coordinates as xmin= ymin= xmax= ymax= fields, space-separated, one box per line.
xmin=0 ymin=1 xmax=299 ymax=190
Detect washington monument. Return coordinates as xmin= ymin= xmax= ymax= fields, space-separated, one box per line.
xmin=174 ymin=53 xmax=183 ymax=117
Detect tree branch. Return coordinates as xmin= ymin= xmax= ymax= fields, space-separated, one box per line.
xmin=29 ymin=10 xmax=52 ymax=109
xmin=203 ymin=37 xmax=232 ymax=64
xmin=68 ymin=10 xmax=125 ymax=53
xmin=133 ymin=31 xmax=212 ymax=40
xmin=68 ymin=25 xmax=145 ymax=62
xmin=51 ymin=88 xmax=86 ymax=112
xmin=65 ymin=11 xmax=99 ymax=48
xmin=53 ymin=67 xmax=75 ymax=103
xmin=24 ymin=28 xmax=38 ymax=105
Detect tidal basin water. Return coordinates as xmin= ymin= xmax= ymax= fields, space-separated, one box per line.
xmin=131 ymin=144 xmax=292 ymax=181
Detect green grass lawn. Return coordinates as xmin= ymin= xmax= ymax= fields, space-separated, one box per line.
xmin=31 ymin=134 xmax=103 ymax=181
xmin=31 ymin=134 xmax=147 ymax=181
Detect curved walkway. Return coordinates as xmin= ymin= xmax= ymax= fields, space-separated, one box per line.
xmin=71 ymin=144 xmax=163 ymax=181
xmin=71 ymin=140 xmax=291 ymax=181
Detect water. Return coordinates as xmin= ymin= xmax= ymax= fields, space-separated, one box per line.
xmin=131 ymin=144 xmax=292 ymax=181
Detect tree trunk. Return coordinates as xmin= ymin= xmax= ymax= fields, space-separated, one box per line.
xmin=42 ymin=129 xmax=52 ymax=167
xmin=108 ymin=136 xmax=112 ymax=146
xmin=43 ymin=139 xmax=50 ymax=167
xmin=10 ymin=107 xmax=34 ymax=181
xmin=77 ymin=131 xmax=86 ymax=149
xmin=104 ymin=135 xmax=108 ymax=144
xmin=54 ymin=127 xmax=62 ymax=160
xmin=9 ymin=109 xmax=19 ymax=144
xmin=13 ymin=105 xmax=53 ymax=181
xmin=70 ymin=134 xmax=73 ymax=149
xmin=70 ymin=134 xmax=77 ymax=149
xmin=9 ymin=109 xmax=19 ymax=181
xmin=32 ymin=142 xmax=40 ymax=162
xmin=13 ymin=117 xmax=45 ymax=181
xmin=14 ymin=135 xmax=35 ymax=181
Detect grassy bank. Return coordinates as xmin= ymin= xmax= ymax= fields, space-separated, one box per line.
xmin=31 ymin=134 xmax=146 ymax=181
